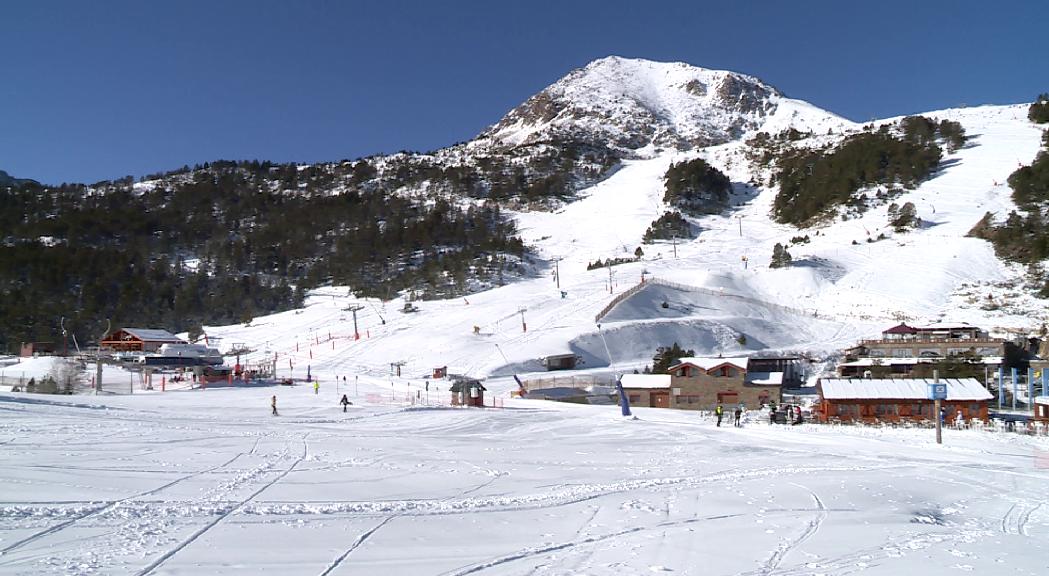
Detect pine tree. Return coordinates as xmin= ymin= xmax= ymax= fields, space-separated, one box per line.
xmin=651 ymin=343 xmax=695 ymax=374
xmin=770 ymin=243 xmax=792 ymax=268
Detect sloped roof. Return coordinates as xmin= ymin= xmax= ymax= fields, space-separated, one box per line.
xmin=620 ymin=374 xmax=671 ymax=389
xmin=882 ymin=323 xmax=917 ymax=335
xmin=115 ymin=328 xmax=185 ymax=343
xmin=819 ymin=377 xmax=992 ymax=401
xmin=745 ymin=371 xmax=783 ymax=386
xmin=671 ymin=357 xmax=748 ymax=372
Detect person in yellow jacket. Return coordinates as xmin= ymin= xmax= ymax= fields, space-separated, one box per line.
xmin=715 ymin=403 xmax=724 ymax=427
xmin=313 ymin=380 xmax=319 ymax=395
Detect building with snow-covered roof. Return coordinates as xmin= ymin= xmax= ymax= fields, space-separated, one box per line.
xmin=816 ymin=377 xmax=992 ymax=423
xmin=100 ymin=328 xmax=185 ymax=353
xmin=841 ymin=322 xmax=1005 ymax=377
xmin=657 ymin=357 xmax=782 ymax=410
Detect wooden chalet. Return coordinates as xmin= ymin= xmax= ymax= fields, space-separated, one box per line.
xmin=100 ymin=328 xmax=185 ymax=353
xmin=449 ymin=378 xmax=486 ymax=407
xmin=816 ymin=377 xmax=992 ymax=424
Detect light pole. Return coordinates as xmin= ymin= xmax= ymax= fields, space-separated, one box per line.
xmin=597 ymin=323 xmax=633 ymax=418
xmin=735 ymin=215 xmax=744 ymax=237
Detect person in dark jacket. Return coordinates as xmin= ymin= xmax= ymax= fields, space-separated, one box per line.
xmin=271 ymin=395 xmax=278 ymax=416
xmin=734 ymin=407 xmax=742 ymax=427
xmin=340 ymin=394 xmax=351 ymax=412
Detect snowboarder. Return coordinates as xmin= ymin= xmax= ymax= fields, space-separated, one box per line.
xmin=340 ymin=394 xmax=351 ymax=412
xmin=715 ymin=404 xmax=724 ymax=427
xmin=271 ymin=395 xmax=278 ymax=416
xmin=734 ymin=407 xmax=742 ymax=427
xmin=313 ymin=380 xmax=319 ymax=395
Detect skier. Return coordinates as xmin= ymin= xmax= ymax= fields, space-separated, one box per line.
xmin=734 ymin=407 xmax=742 ymax=427
xmin=715 ymin=404 xmax=724 ymax=427
xmin=271 ymin=395 xmax=278 ymax=416
xmin=955 ymin=409 xmax=964 ymax=427
xmin=314 ymin=380 xmax=319 ymax=395
xmin=340 ymin=394 xmax=351 ymax=412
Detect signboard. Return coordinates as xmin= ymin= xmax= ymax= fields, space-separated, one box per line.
xmin=927 ymin=383 xmax=947 ymax=400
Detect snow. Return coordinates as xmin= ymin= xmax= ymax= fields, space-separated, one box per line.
xmin=673 ymin=357 xmax=749 ymax=371
xmin=620 ymin=374 xmax=671 ymax=388
xmin=819 ymin=378 xmax=994 ymax=401
xmin=2 ymin=387 xmax=1048 ymax=574
xmin=3 ymin=65 xmax=1049 ymax=573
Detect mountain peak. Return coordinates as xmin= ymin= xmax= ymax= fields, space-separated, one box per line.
xmin=479 ymin=56 xmax=839 ymax=154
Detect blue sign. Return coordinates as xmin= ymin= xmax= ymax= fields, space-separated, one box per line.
xmin=927 ymin=383 xmax=947 ymax=400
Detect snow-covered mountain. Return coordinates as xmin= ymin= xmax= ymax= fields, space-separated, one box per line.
xmin=478 ymin=56 xmax=854 ymax=154
xmin=192 ymin=55 xmax=1046 ymax=387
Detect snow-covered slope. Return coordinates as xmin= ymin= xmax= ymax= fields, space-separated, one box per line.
xmin=478 ymin=56 xmax=854 ymax=154
xmin=200 ymin=102 xmax=1044 ymax=395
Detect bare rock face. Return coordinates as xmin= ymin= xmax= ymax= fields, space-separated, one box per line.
xmin=715 ymin=74 xmax=774 ymax=115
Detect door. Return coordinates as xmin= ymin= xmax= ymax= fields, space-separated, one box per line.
xmin=650 ymin=392 xmax=670 ymax=408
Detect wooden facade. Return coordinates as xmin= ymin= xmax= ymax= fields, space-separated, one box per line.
xmin=1035 ymin=397 xmax=1049 ymax=423
xmin=817 ymin=377 xmax=992 ymax=424
xmin=100 ymin=328 xmax=184 ymax=352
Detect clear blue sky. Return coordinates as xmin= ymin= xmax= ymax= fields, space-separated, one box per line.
xmin=3 ymin=0 xmax=1047 ymax=185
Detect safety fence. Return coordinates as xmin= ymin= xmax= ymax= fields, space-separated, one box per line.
xmin=518 ymin=373 xmax=616 ymax=392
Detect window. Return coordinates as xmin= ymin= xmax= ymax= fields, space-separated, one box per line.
xmin=875 ymin=404 xmax=898 ymax=416
xmin=677 ymin=395 xmax=701 ymax=404
xmin=629 ymin=395 xmax=641 ymax=403
xmin=836 ymin=404 xmax=858 ymax=416
xmin=719 ymin=367 xmax=737 ymax=378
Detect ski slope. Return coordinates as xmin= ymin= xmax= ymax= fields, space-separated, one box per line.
xmin=189 ymin=103 xmax=1046 ymax=395
xmin=1 ymin=100 xmax=1048 ymax=574
xmin=1 ymin=389 xmax=1048 ymax=575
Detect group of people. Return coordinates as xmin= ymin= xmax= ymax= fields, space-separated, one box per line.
xmin=269 ymin=392 xmax=353 ymax=416
xmin=714 ymin=404 xmax=745 ymax=427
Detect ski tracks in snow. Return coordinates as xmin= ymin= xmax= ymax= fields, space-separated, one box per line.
xmin=136 ymin=434 xmax=310 ymax=575
xmin=756 ymin=484 xmax=827 ymax=575
xmin=0 ymin=450 xmax=248 ymax=558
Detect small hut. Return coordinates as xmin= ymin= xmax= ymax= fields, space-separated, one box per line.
xmin=449 ymin=378 xmax=486 ymax=407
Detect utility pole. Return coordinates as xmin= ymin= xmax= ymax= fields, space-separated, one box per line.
xmin=518 ymin=307 xmax=527 ymax=332
xmin=346 ymin=305 xmax=365 ymax=340
xmin=608 ymin=267 xmax=614 ymax=294
xmin=553 ymin=256 xmax=562 ymax=290
xmin=932 ymin=370 xmax=944 ymax=445
xmin=95 ymin=319 xmax=110 ymax=394
xmin=60 ymin=317 xmax=68 ymax=357
xmin=671 ymin=233 xmax=677 ymax=259
xmin=735 ymin=215 xmax=744 ymax=237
